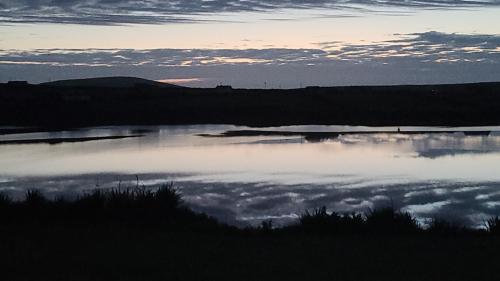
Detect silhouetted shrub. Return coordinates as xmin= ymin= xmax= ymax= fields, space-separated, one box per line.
xmin=0 ymin=193 xmax=11 ymax=207
xmin=486 ymin=216 xmax=500 ymax=235
xmin=260 ymin=220 xmax=274 ymax=233
xmin=24 ymin=189 xmax=47 ymax=207
xmin=365 ymin=207 xmax=420 ymax=234
xmin=77 ymin=189 xmax=107 ymax=209
xmin=154 ymin=183 xmax=182 ymax=209
xmin=295 ymin=206 xmax=422 ymax=235
xmin=0 ymin=193 xmax=12 ymax=202
xmin=2 ymin=186 xmax=500 ymax=237
xmin=299 ymin=207 xmax=341 ymax=233
xmin=0 ymin=184 xmax=227 ymax=232
xmin=427 ymin=218 xmax=466 ymax=235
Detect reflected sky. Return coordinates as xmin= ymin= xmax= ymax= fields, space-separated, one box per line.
xmin=1 ymin=125 xmax=500 ymax=227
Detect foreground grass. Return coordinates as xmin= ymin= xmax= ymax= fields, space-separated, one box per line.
xmin=2 ymin=185 xmax=500 ymax=281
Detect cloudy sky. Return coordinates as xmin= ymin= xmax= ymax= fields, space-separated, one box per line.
xmin=1 ymin=0 xmax=499 ymax=87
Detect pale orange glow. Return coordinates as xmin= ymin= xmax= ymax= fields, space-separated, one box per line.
xmin=2 ymin=7 xmax=498 ymax=50
xmin=157 ymin=78 xmax=205 ymax=84
xmin=212 ymin=57 xmax=271 ymax=64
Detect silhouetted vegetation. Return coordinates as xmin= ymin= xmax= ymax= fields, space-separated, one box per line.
xmin=485 ymin=216 xmax=500 ymax=235
xmin=1 ymin=81 xmax=500 ymax=128
xmin=3 ymin=185 xmax=500 ymax=281
xmin=2 ymin=186 xmax=500 ymax=234
xmin=0 ymin=184 xmax=227 ymax=232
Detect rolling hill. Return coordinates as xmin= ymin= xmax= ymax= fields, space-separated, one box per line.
xmin=40 ymin=76 xmax=183 ymax=88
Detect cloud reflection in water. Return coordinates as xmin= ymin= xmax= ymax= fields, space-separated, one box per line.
xmin=1 ymin=125 xmax=500 ymax=227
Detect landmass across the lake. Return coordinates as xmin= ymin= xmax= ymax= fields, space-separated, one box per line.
xmin=199 ymin=129 xmax=491 ymax=141
xmin=2 ymin=77 xmax=500 ymax=128
xmin=0 ymin=134 xmax=143 ymax=145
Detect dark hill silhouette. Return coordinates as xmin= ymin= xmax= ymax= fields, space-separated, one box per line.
xmin=2 ymin=81 xmax=500 ymax=127
xmin=40 ymin=76 xmax=183 ymax=88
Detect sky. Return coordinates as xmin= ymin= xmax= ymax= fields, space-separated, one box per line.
xmin=1 ymin=0 xmax=499 ymax=88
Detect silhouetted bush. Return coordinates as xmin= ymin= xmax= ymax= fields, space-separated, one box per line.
xmin=260 ymin=220 xmax=274 ymax=233
xmin=297 ymin=207 xmax=364 ymax=234
xmin=295 ymin=206 xmax=421 ymax=235
xmin=0 ymin=184 xmax=225 ymax=232
xmin=0 ymin=193 xmax=10 ymax=205
xmin=486 ymin=216 xmax=500 ymax=235
xmin=426 ymin=218 xmax=468 ymax=235
xmin=1 ymin=187 xmax=499 ymax=237
xmin=24 ymin=189 xmax=47 ymax=207
xmin=365 ymin=207 xmax=420 ymax=234
xmin=153 ymin=182 xmax=182 ymax=209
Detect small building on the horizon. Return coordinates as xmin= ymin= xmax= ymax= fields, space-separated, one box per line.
xmin=215 ymin=85 xmax=233 ymax=93
xmin=7 ymin=81 xmax=29 ymax=86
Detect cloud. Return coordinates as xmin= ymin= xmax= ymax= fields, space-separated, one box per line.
xmin=0 ymin=48 xmax=330 ymax=67
xmin=1 ymin=0 xmax=500 ymax=25
xmin=324 ymin=31 xmax=500 ymax=63
xmin=1 ymin=31 xmax=499 ymax=87
xmin=157 ymin=78 xmax=206 ymax=85
xmin=1 ymin=32 xmax=498 ymax=67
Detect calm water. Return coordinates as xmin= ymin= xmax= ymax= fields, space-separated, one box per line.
xmin=1 ymin=125 xmax=500 ymax=227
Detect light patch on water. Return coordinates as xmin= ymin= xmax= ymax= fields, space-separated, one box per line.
xmin=238 ymin=213 xmax=300 ymax=222
xmin=334 ymin=198 xmax=374 ymax=211
xmin=0 ymin=177 xmax=11 ymax=184
xmin=453 ymin=186 xmax=485 ymax=193
xmin=475 ymin=191 xmax=500 ymax=200
xmin=403 ymin=200 xmax=453 ymax=214
xmin=0 ymin=186 xmax=20 ymax=192
xmin=485 ymin=201 xmax=500 ymax=209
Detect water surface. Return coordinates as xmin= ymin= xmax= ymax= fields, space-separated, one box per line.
xmin=1 ymin=125 xmax=500 ymax=227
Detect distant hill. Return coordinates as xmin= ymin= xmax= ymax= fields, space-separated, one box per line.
xmin=40 ymin=77 xmax=183 ymax=88
xmin=3 ymin=80 xmax=500 ymax=127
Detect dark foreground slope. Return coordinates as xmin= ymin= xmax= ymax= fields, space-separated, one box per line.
xmin=5 ymin=227 xmax=500 ymax=281
xmin=2 ymin=186 xmax=500 ymax=281
xmin=1 ymin=81 xmax=500 ymax=127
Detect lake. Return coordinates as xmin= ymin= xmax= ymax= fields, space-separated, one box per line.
xmin=1 ymin=125 xmax=500 ymax=227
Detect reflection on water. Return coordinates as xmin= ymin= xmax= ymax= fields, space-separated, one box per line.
xmin=1 ymin=125 xmax=500 ymax=227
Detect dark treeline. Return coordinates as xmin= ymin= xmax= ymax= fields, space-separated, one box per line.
xmin=3 ymin=185 xmax=500 ymax=281
xmin=1 ymin=81 xmax=500 ymax=127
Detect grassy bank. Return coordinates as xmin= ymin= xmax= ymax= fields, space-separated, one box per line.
xmin=5 ymin=226 xmax=500 ymax=281
xmin=2 ymin=185 xmax=500 ymax=235
xmin=2 ymin=185 xmax=500 ymax=281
